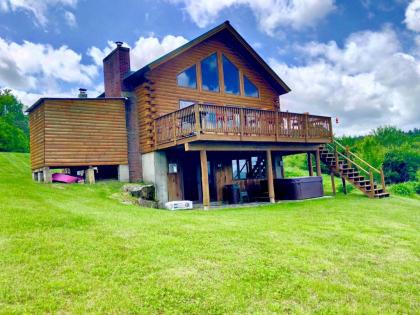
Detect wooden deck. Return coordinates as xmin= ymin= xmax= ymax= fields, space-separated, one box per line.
xmin=154 ymin=104 xmax=333 ymax=150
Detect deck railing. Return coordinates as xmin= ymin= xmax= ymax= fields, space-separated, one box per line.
xmin=154 ymin=103 xmax=333 ymax=146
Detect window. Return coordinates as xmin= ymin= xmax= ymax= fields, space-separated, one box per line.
xmin=243 ymin=75 xmax=259 ymax=98
xmin=232 ymin=159 xmax=248 ymax=180
xmin=232 ymin=156 xmax=266 ymax=180
xmin=222 ymin=55 xmax=240 ymax=95
xmin=177 ymin=65 xmax=197 ymax=89
xmin=179 ymin=100 xmax=195 ymax=109
xmin=201 ymin=53 xmax=219 ymax=92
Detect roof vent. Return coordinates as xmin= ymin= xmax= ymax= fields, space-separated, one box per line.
xmin=115 ymin=41 xmax=123 ymax=47
xmin=78 ymin=88 xmax=87 ymax=98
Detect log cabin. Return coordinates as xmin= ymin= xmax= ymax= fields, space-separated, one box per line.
xmin=27 ymin=21 xmax=389 ymax=208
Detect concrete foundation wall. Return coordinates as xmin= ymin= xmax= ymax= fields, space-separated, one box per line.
xmin=142 ymin=151 xmax=168 ymax=205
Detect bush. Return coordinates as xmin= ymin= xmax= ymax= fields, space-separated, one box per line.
xmin=389 ymin=182 xmax=419 ymax=196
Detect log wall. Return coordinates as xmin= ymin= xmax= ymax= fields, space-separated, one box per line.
xmin=135 ymin=33 xmax=280 ymax=153
xmin=29 ymin=99 xmax=128 ymax=169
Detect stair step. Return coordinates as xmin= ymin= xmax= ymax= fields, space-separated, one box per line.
xmin=374 ymin=192 xmax=390 ymax=198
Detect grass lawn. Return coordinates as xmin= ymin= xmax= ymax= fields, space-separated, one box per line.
xmin=0 ymin=152 xmax=419 ymax=314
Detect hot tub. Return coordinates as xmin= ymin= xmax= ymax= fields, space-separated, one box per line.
xmin=274 ymin=176 xmax=323 ymax=200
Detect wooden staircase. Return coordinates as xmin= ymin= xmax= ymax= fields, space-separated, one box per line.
xmin=319 ymin=140 xmax=390 ymax=198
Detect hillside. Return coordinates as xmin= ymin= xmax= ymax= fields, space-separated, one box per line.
xmin=0 ymin=153 xmax=419 ymax=313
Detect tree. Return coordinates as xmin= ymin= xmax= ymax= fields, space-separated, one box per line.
xmin=0 ymin=89 xmax=29 ymax=152
xmin=382 ymin=145 xmax=420 ymax=184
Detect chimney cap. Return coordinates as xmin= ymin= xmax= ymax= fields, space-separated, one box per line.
xmin=115 ymin=41 xmax=123 ymax=47
xmin=78 ymin=88 xmax=88 ymax=98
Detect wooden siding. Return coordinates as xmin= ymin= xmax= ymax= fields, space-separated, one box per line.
xmin=29 ymin=105 xmax=45 ymax=170
xmin=32 ymin=99 xmax=128 ymax=168
xmin=136 ymin=33 xmax=280 ymax=153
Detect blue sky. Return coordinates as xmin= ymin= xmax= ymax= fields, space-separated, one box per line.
xmin=0 ymin=0 xmax=419 ymax=134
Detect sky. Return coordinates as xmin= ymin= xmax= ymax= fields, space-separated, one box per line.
xmin=0 ymin=0 xmax=419 ymax=135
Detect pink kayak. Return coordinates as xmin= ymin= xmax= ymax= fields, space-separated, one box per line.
xmin=52 ymin=173 xmax=83 ymax=183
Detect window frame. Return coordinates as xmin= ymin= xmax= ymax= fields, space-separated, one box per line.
xmin=176 ymin=64 xmax=198 ymax=90
xmin=222 ymin=54 xmax=240 ymax=96
xmin=243 ymin=75 xmax=260 ymax=98
xmin=200 ymin=52 xmax=220 ymax=93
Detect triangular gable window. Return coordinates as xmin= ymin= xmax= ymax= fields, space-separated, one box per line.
xmin=243 ymin=75 xmax=259 ymax=98
xmin=177 ymin=65 xmax=197 ymax=89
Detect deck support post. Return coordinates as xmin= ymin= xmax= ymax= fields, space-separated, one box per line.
xmin=86 ymin=167 xmax=95 ymax=184
xmin=42 ymin=167 xmax=51 ymax=183
xmin=200 ymin=150 xmax=210 ymax=210
xmin=330 ymin=171 xmax=336 ymax=195
xmin=341 ymin=177 xmax=347 ymax=194
xmin=315 ymin=150 xmax=322 ymax=176
xmin=266 ymin=150 xmax=275 ymax=203
xmin=307 ymin=152 xmax=313 ymax=176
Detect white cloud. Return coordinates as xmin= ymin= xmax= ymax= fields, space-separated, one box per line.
xmin=271 ymin=28 xmax=420 ymax=135
xmin=168 ymin=0 xmax=336 ymax=35
xmin=64 ymin=10 xmax=76 ymax=27
xmin=0 ymin=0 xmax=77 ymax=26
xmin=0 ymin=37 xmax=99 ymax=105
xmin=130 ymin=35 xmax=188 ymax=69
xmin=88 ymin=35 xmax=189 ymax=69
xmin=404 ymin=0 xmax=420 ymax=32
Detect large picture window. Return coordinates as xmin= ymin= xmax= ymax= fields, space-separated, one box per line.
xmin=201 ymin=53 xmax=219 ymax=92
xmin=243 ymin=75 xmax=259 ymax=98
xmin=177 ymin=65 xmax=197 ymax=89
xmin=222 ymin=55 xmax=240 ymax=95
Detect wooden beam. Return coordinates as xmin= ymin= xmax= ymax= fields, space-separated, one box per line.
xmin=185 ymin=142 xmax=320 ymax=152
xmin=266 ymin=150 xmax=275 ymax=203
xmin=307 ymin=152 xmax=313 ymax=176
xmin=315 ymin=150 xmax=322 ymax=176
xmin=200 ymin=150 xmax=210 ymax=210
xmin=331 ymin=171 xmax=336 ymax=195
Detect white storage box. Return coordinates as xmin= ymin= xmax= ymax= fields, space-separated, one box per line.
xmin=165 ymin=200 xmax=193 ymax=210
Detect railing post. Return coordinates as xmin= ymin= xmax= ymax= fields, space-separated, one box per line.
xmin=304 ymin=112 xmax=309 ymax=142
xmin=172 ymin=114 xmax=176 ymax=145
xmin=334 ymin=146 xmax=339 ymax=170
xmin=369 ymin=171 xmax=375 ymax=198
xmin=328 ymin=117 xmax=333 ymax=142
xmin=194 ymin=104 xmax=201 ymax=136
xmin=380 ymin=168 xmax=386 ymax=192
xmin=345 ymin=145 xmax=351 ymax=168
xmin=240 ymin=108 xmax=244 ymax=140
xmin=275 ymin=111 xmax=279 ymax=141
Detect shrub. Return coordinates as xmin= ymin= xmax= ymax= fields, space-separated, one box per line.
xmin=389 ymin=182 xmax=418 ymax=196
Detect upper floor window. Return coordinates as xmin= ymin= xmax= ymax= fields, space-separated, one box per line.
xmin=222 ymin=55 xmax=240 ymax=95
xmin=244 ymin=75 xmax=259 ymax=98
xmin=201 ymin=53 xmax=219 ymax=92
xmin=177 ymin=65 xmax=197 ymax=89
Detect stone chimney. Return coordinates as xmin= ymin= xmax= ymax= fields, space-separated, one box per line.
xmin=78 ymin=88 xmax=87 ymax=98
xmin=103 ymin=41 xmax=131 ymax=97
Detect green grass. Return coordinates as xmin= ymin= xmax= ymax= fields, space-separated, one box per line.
xmin=0 ymin=153 xmax=419 ymax=314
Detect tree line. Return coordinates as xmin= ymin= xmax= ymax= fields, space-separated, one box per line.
xmin=0 ymin=89 xmax=29 ymax=152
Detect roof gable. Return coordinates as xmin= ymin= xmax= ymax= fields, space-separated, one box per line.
xmin=124 ymin=21 xmax=291 ymax=95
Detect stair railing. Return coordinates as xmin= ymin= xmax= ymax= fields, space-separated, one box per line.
xmin=327 ymin=139 xmax=386 ymax=192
